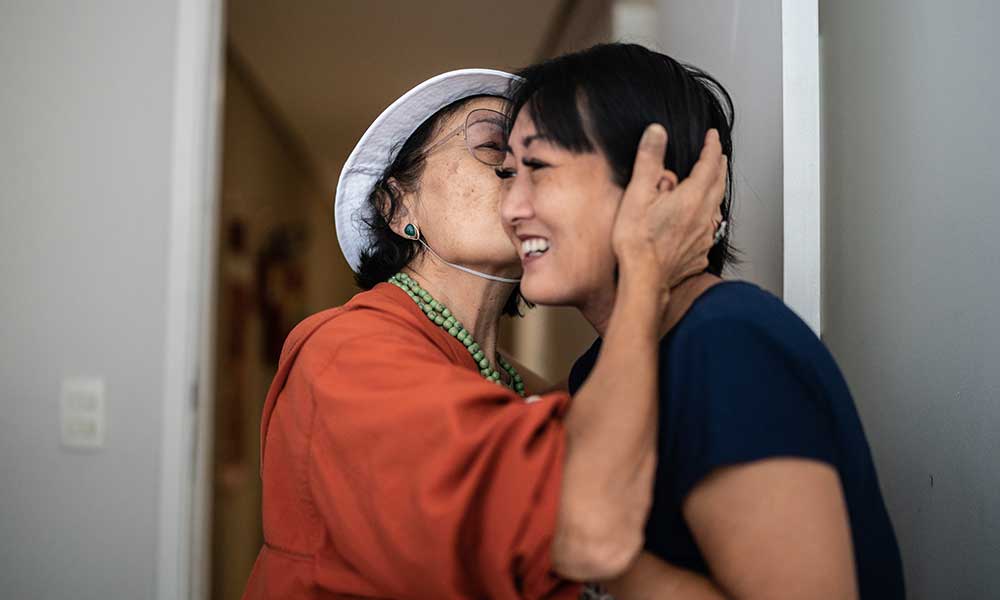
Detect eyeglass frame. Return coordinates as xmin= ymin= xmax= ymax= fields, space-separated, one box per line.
xmin=423 ymin=107 xmax=510 ymax=167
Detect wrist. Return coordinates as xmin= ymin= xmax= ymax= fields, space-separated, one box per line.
xmin=614 ymin=238 xmax=655 ymax=270
xmin=617 ymin=261 xmax=671 ymax=303
xmin=613 ymin=274 xmax=668 ymax=340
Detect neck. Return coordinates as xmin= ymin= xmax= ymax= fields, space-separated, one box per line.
xmin=580 ymin=281 xmax=619 ymax=338
xmin=402 ymin=254 xmax=515 ymax=366
xmin=584 ymin=272 xmax=723 ymax=338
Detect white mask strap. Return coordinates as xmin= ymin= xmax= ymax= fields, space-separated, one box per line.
xmin=414 ymin=237 xmax=522 ymax=284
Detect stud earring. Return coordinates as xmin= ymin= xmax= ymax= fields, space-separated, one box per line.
xmin=403 ymin=224 xmax=418 ymax=239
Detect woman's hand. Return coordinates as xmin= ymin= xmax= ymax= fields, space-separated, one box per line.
xmin=611 ymin=125 xmax=727 ymax=307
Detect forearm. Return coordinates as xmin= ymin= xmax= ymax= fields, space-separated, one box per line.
xmin=605 ymin=552 xmax=729 ymax=600
xmin=554 ymin=270 xmax=662 ymax=580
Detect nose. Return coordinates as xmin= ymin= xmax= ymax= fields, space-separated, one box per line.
xmin=499 ymin=175 xmax=535 ymax=227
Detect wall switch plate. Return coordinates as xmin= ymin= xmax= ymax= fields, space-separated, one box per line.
xmin=60 ymin=377 xmax=105 ymax=449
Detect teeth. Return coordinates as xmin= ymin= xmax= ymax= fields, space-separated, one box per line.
xmin=520 ymin=238 xmax=550 ymax=256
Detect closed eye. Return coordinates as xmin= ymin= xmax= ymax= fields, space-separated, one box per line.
xmin=522 ymin=158 xmax=549 ymax=170
xmin=494 ymin=167 xmax=516 ymax=179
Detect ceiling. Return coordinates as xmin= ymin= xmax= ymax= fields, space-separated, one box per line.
xmin=227 ymin=0 xmax=570 ymax=187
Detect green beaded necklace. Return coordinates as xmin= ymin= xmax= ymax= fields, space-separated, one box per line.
xmin=388 ymin=272 xmax=525 ymax=396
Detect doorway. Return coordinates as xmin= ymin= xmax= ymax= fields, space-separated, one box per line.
xmin=202 ymin=2 xmax=613 ymax=598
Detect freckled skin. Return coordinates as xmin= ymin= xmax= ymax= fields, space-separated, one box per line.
xmin=411 ymin=97 xmax=521 ymax=277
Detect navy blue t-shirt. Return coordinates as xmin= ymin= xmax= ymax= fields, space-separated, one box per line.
xmin=568 ymin=281 xmax=904 ymax=598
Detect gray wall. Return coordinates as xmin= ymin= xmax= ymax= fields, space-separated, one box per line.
xmin=821 ymin=0 xmax=1000 ymax=596
xmin=656 ymin=0 xmax=784 ymax=295
xmin=0 ymin=1 xmax=182 ymax=598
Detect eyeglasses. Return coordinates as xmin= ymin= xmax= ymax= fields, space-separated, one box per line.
xmin=425 ymin=108 xmax=509 ymax=167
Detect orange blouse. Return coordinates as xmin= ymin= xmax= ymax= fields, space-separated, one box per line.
xmin=242 ymin=283 xmax=580 ymax=599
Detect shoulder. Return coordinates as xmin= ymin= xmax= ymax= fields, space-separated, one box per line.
xmin=569 ymin=283 xmax=823 ymax=393
xmin=330 ymin=285 xmax=417 ymax=331
xmin=297 ymin=284 xmax=451 ymax=366
xmin=660 ymin=281 xmax=849 ymax=411
xmin=668 ymin=281 xmax=820 ymax=361
xmin=657 ymin=286 xmax=845 ymax=498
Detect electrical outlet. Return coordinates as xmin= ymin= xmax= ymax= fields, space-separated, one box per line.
xmin=60 ymin=377 xmax=105 ymax=449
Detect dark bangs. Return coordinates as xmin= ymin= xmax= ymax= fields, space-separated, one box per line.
xmin=507 ymin=61 xmax=596 ymax=156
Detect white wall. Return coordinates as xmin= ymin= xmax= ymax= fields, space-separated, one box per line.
xmin=0 ymin=1 xmax=217 ymax=598
xmin=821 ymin=0 xmax=1000 ymax=596
xmin=656 ymin=0 xmax=784 ymax=295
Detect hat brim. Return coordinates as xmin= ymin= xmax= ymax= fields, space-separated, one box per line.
xmin=334 ymin=68 xmax=522 ymax=273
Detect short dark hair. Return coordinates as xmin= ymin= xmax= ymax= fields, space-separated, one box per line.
xmin=354 ymin=95 xmax=525 ymax=316
xmin=507 ymin=43 xmax=737 ymax=275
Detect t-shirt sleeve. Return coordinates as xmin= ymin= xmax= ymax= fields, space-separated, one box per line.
xmin=667 ymin=318 xmax=837 ymax=504
xmin=307 ymin=324 xmax=578 ymax=600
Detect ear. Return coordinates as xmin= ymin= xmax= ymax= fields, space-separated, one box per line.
xmin=384 ymin=177 xmax=418 ymax=239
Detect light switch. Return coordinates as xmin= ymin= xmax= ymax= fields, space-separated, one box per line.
xmin=60 ymin=377 xmax=105 ymax=449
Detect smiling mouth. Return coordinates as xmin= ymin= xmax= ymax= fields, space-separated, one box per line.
xmin=520 ymin=237 xmax=550 ymax=260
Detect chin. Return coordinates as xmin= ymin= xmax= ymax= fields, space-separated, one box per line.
xmin=464 ymin=244 xmax=521 ymax=277
xmin=493 ymin=254 xmax=523 ymax=277
xmin=492 ymin=241 xmax=522 ymax=266
xmin=519 ymin=270 xmax=579 ymax=307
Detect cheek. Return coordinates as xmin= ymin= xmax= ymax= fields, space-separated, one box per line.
xmin=571 ymin=213 xmax=617 ymax=283
xmin=424 ymin=161 xmax=501 ymax=224
xmin=461 ymin=178 xmax=505 ymax=236
xmin=561 ymin=183 xmax=618 ymax=254
xmin=420 ymin=163 xmax=514 ymax=258
xmin=523 ymin=192 xmax=608 ymax=292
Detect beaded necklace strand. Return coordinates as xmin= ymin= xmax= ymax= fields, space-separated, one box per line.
xmin=388 ymin=272 xmax=525 ymax=396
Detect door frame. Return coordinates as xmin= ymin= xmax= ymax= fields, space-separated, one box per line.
xmin=781 ymin=0 xmax=822 ymax=334
xmin=157 ymin=0 xmax=224 ymax=598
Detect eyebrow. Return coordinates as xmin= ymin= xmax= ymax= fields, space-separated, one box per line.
xmin=506 ymin=133 xmax=550 ymax=157
xmin=503 ymin=131 xmax=552 ymax=159
xmin=470 ymin=114 xmax=508 ymax=128
xmin=522 ymin=133 xmax=550 ymax=147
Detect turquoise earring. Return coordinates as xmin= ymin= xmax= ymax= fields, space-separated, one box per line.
xmin=404 ymin=224 xmax=417 ymax=238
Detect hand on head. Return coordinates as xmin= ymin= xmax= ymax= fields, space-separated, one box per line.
xmin=612 ymin=124 xmax=728 ymax=303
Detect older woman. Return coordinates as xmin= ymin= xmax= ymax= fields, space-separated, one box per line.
xmin=241 ymin=68 xmax=726 ymax=599
xmin=500 ymin=43 xmax=905 ymax=599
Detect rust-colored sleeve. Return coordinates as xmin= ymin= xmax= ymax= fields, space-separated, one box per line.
xmin=307 ymin=326 xmax=580 ymax=599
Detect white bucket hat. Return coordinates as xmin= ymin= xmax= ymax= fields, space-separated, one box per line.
xmin=334 ymin=68 xmax=522 ymax=273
